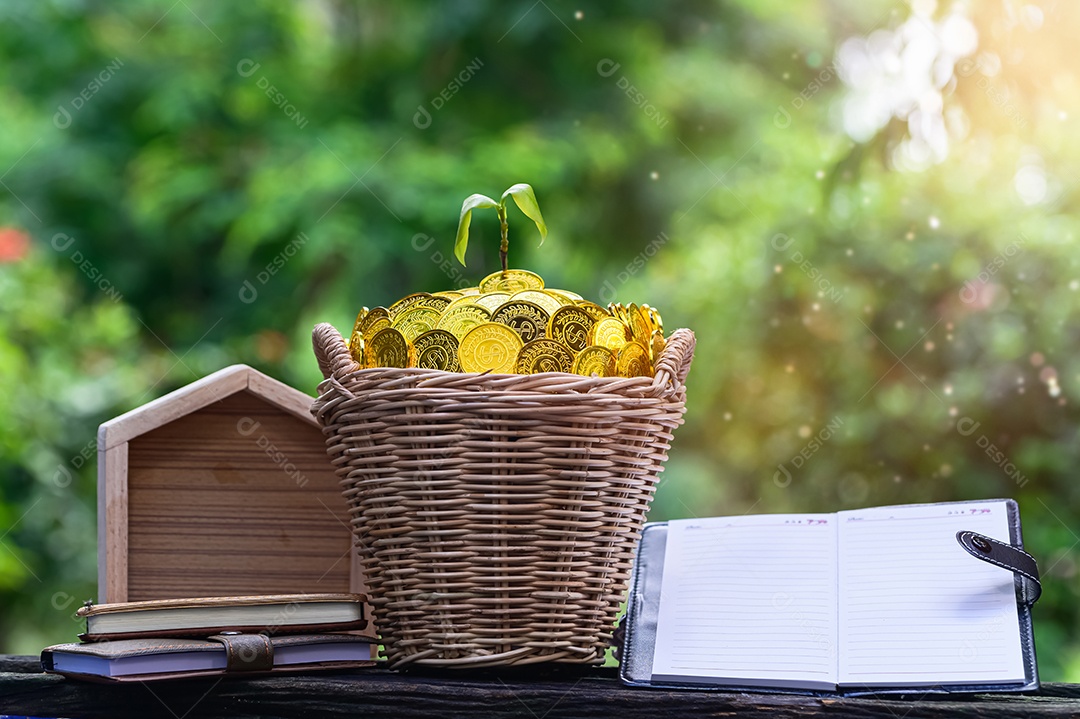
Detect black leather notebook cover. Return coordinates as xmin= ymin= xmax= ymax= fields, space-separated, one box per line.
xmin=618 ymin=498 xmax=1039 ymax=696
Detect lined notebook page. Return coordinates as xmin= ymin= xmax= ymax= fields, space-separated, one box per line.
xmin=837 ymin=501 xmax=1025 ymax=687
xmin=651 ymin=514 xmax=838 ymax=690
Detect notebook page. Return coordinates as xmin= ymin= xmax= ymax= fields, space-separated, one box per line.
xmin=651 ymin=514 xmax=838 ymax=690
xmin=837 ymin=501 xmax=1025 ymax=688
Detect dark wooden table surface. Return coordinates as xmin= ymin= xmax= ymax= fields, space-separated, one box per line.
xmin=3 ymin=655 xmax=1080 ymax=719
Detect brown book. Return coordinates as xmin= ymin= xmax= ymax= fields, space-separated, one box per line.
xmin=77 ymin=593 xmax=369 ymax=640
xmin=42 ymin=633 xmax=375 ymax=683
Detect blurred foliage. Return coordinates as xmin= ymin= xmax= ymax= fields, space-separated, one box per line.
xmin=1 ymin=0 xmax=1079 ymax=679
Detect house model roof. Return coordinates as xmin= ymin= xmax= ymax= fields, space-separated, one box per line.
xmin=97 ymin=364 xmax=317 ymax=451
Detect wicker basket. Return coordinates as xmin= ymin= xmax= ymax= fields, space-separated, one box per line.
xmin=310 ymin=322 xmax=695 ymax=668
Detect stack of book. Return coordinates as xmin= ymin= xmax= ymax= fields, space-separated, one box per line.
xmin=41 ymin=593 xmax=374 ymax=682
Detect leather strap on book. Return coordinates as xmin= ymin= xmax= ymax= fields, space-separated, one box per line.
xmin=209 ymin=633 xmax=274 ymax=672
xmin=956 ymin=530 xmax=1041 ymax=605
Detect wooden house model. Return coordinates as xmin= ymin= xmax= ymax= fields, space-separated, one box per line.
xmin=97 ymin=364 xmax=364 ymax=609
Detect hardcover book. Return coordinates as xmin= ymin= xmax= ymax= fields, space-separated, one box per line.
xmin=42 ymin=633 xmax=375 ymax=683
xmin=619 ymin=499 xmax=1040 ymax=695
xmin=76 ymin=593 xmax=369 ymax=641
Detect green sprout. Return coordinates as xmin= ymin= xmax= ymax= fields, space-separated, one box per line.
xmin=454 ymin=183 xmax=548 ymax=272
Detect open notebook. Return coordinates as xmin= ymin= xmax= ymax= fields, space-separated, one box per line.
xmin=619 ymin=499 xmax=1039 ymax=694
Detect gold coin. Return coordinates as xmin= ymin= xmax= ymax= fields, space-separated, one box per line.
xmin=591 ymin=316 xmax=630 ymax=351
xmin=442 ymin=294 xmax=480 ymax=312
xmin=388 ymin=292 xmax=435 ymax=319
xmin=548 ymin=288 xmax=584 ymax=302
xmin=628 ymin=303 xmax=652 ymax=345
xmin=360 ymin=307 xmax=391 ymax=344
xmin=433 ymin=290 xmax=464 ymax=299
xmin=643 ymin=303 xmax=664 ymax=336
xmin=391 ymin=305 xmax=441 ymax=342
xmin=351 ymin=307 xmax=369 ymax=336
xmin=413 ymin=329 xmax=462 ymax=371
xmin=459 ymin=323 xmax=522 ymax=374
xmin=608 ymin=302 xmax=631 ymax=326
xmin=572 ymin=346 xmax=617 ymax=377
xmin=474 ymin=292 xmax=510 ymax=312
xmin=511 ymin=289 xmax=567 ymax=315
xmin=576 ymin=300 xmax=610 ymax=321
xmin=367 ymin=327 xmax=411 ymax=368
xmin=540 ymin=289 xmax=576 ymax=306
xmin=435 ymin=299 xmax=492 ymax=339
xmin=617 ymin=340 xmax=652 ymax=378
xmin=349 ymin=307 xmax=369 ymax=364
xmin=420 ymin=294 xmax=451 ymax=312
xmin=516 ymin=339 xmax=575 ymax=374
xmin=349 ymin=334 xmax=365 ymax=365
xmin=479 ymin=269 xmax=545 ymax=293
xmin=548 ymin=306 xmax=595 ymax=353
xmin=650 ymin=328 xmax=667 ymax=363
xmin=459 ymin=286 xmax=481 ymax=296
xmin=491 ymin=300 xmax=550 ymax=343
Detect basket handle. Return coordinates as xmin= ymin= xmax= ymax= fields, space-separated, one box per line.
xmin=649 ymin=328 xmax=696 ymax=397
xmin=312 ymin=322 xmax=359 ymax=380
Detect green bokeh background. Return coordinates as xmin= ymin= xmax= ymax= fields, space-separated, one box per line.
xmin=1 ymin=0 xmax=1079 ymax=679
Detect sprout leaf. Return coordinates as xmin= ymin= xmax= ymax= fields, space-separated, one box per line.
xmin=501 ymin=183 xmax=548 ymax=246
xmin=455 ymin=193 xmax=498 ymax=266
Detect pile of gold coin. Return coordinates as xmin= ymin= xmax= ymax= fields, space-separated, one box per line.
xmin=348 ymin=269 xmax=665 ymax=378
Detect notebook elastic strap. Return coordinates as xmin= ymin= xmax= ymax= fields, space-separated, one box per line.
xmin=956 ymin=530 xmax=1041 ymax=605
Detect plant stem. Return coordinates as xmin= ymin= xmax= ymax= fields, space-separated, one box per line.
xmin=498 ymin=204 xmax=509 ymax=273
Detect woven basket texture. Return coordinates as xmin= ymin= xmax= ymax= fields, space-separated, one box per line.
xmin=310 ymin=322 xmax=695 ymax=668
